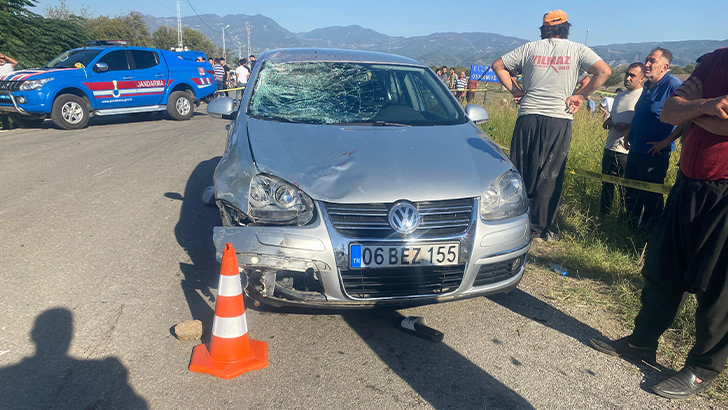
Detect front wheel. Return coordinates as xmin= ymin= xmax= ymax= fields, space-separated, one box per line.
xmin=12 ymin=115 xmax=45 ymax=128
xmin=51 ymin=94 xmax=89 ymax=130
xmin=167 ymin=91 xmax=194 ymax=121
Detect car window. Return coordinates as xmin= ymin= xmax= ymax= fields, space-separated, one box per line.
xmin=97 ymin=50 xmax=130 ymax=71
xmin=247 ymin=61 xmax=466 ymax=126
xmin=44 ymin=49 xmax=101 ymax=69
xmin=130 ymin=50 xmax=159 ymax=69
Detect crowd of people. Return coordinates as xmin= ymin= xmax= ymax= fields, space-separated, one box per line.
xmin=492 ymin=9 xmax=728 ymax=400
xmin=202 ymin=54 xmax=257 ymax=101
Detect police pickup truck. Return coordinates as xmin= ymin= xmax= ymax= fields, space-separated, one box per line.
xmin=0 ymin=42 xmax=216 ymax=129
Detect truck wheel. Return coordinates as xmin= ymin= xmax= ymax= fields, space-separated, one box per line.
xmin=167 ymin=91 xmax=194 ymax=121
xmin=12 ymin=115 xmax=45 ymax=128
xmin=51 ymin=94 xmax=89 ymax=130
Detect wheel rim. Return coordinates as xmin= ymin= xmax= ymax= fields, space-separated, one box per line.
xmin=176 ymin=97 xmax=191 ymax=116
xmin=61 ymin=101 xmax=84 ymax=124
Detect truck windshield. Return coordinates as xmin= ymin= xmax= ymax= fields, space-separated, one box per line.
xmin=45 ymin=50 xmax=102 ymax=69
xmin=247 ymin=61 xmax=467 ymax=126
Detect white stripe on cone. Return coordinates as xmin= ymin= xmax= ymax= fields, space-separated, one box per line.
xmin=211 ymin=314 xmax=248 ymax=338
xmin=218 ymin=275 xmax=243 ymax=297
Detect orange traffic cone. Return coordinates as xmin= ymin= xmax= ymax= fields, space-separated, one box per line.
xmin=189 ymin=243 xmax=268 ymax=379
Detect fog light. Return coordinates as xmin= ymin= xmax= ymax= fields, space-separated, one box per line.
xmin=511 ymin=256 xmax=525 ymax=272
xmin=16 ymin=96 xmax=26 ymax=104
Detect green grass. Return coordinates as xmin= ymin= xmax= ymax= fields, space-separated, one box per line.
xmin=476 ymin=95 xmax=727 ymax=402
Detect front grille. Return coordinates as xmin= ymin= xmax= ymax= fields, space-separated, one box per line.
xmin=0 ymin=81 xmax=22 ymax=92
xmin=323 ymin=198 xmax=473 ymax=239
xmin=472 ymin=257 xmax=522 ymax=287
xmin=341 ymin=264 xmax=465 ymax=299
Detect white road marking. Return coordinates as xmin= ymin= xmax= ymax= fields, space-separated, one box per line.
xmin=93 ymin=166 xmax=115 ymax=177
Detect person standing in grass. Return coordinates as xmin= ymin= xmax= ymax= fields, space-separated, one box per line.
xmin=599 ymin=63 xmax=645 ymax=217
xmin=591 ymin=47 xmax=728 ymax=400
xmin=455 ymin=71 xmax=468 ymax=102
xmin=491 ymin=9 xmax=611 ymax=242
xmin=622 ymin=48 xmax=685 ymax=233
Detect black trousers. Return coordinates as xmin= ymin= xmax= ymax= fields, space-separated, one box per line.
xmin=600 ymin=149 xmax=628 ymax=216
xmin=509 ymin=114 xmax=572 ymax=238
xmin=624 ymin=151 xmax=670 ymax=232
xmin=629 ymin=173 xmax=728 ymax=381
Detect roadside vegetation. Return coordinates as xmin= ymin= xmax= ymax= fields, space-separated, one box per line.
xmin=477 ymin=89 xmax=727 ymax=402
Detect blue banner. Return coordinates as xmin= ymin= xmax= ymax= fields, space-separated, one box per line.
xmin=470 ymin=65 xmax=499 ymax=82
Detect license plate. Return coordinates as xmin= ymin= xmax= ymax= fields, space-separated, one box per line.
xmin=350 ymin=243 xmax=459 ymax=269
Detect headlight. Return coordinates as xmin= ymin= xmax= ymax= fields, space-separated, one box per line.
xmin=19 ymin=78 xmax=54 ymax=91
xmin=480 ymin=170 xmax=528 ymax=221
xmin=248 ymin=174 xmax=314 ymax=225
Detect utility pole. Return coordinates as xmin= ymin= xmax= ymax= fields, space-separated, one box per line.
xmin=585 ymin=28 xmax=589 ymax=46
xmin=238 ymin=45 xmax=241 ymax=60
xmin=245 ymin=22 xmax=251 ymax=58
xmin=176 ymin=0 xmax=183 ymax=50
xmin=222 ymin=24 xmax=230 ymax=59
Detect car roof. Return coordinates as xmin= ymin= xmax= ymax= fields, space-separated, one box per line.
xmin=259 ymin=48 xmax=426 ymax=67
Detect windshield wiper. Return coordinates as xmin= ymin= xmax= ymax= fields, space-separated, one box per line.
xmin=372 ymin=121 xmax=411 ymax=127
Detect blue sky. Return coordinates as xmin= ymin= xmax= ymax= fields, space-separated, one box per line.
xmin=32 ymin=0 xmax=728 ymax=46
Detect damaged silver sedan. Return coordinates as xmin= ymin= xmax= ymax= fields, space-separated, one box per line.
xmin=207 ymin=48 xmax=530 ymax=308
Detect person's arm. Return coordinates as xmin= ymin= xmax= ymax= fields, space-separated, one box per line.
xmin=492 ymin=58 xmax=525 ymax=102
xmin=566 ymin=60 xmax=611 ymax=113
xmin=613 ymin=122 xmax=630 ymax=133
xmin=647 ymin=122 xmax=687 ymax=155
xmin=662 ymin=79 xmax=728 ymax=125
xmin=0 ymin=53 xmax=18 ymax=68
xmin=692 ymin=115 xmax=728 ymax=136
xmin=602 ymin=115 xmax=613 ymax=130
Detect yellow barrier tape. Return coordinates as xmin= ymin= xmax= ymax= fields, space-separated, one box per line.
xmin=493 ymin=143 xmax=672 ymax=195
xmin=569 ymin=168 xmax=672 ymax=195
xmin=218 ymin=86 xmax=246 ymax=92
xmin=594 ymin=90 xmax=617 ymax=97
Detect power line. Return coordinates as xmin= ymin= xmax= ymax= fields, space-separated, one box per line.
xmin=184 ymin=0 xmax=219 ymax=32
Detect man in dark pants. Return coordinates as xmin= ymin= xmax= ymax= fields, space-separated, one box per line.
xmin=623 ymin=48 xmax=685 ymax=233
xmin=600 ymin=63 xmax=644 ymax=216
xmin=492 ymin=10 xmax=611 ymax=241
xmin=591 ymin=47 xmax=728 ymax=399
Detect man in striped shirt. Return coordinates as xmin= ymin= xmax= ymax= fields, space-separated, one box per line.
xmin=213 ymin=58 xmax=226 ymax=96
xmin=455 ymin=71 xmax=468 ymax=102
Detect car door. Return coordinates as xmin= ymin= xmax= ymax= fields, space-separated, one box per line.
xmin=128 ymin=49 xmax=168 ymax=107
xmin=86 ymin=49 xmax=136 ymax=109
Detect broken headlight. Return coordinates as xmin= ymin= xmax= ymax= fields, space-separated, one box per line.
xmin=248 ymin=174 xmax=314 ymax=225
xmin=480 ymin=170 xmax=528 ymax=221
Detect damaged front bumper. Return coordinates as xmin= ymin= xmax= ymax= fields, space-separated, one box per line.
xmin=212 ymin=201 xmax=531 ymax=308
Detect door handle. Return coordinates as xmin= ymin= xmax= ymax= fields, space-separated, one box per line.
xmin=155 ymin=74 xmax=165 ymax=77
xmin=123 ymin=76 xmax=133 ymax=80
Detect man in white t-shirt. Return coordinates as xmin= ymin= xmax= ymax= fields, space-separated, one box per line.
xmin=492 ymin=9 xmax=611 ymax=241
xmin=235 ymin=58 xmax=250 ymax=102
xmin=0 ymin=52 xmax=18 ymax=130
xmin=599 ymin=63 xmax=645 ymax=216
xmin=599 ymin=94 xmax=614 ymax=118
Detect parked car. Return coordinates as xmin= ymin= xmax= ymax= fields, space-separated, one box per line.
xmin=0 ymin=42 xmax=216 ymax=129
xmin=207 ymin=48 xmax=530 ymax=308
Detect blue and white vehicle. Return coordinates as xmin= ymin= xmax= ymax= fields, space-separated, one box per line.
xmin=0 ymin=43 xmax=216 ymax=129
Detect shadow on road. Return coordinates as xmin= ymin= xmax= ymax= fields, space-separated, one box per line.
xmin=342 ymin=310 xmax=535 ymax=410
xmin=0 ymin=308 xmax=147 ymax=410
xmin=167 ymin=157 xmax=222 ymax=339
xmin=488 ymin=288 xmax=606 ymax=345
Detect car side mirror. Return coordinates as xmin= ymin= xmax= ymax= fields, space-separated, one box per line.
xmin=207 ymin=97 xmax=237 ymax=120
xmin=464 ymin=104 xmax=489 ymax=125
xmin=94 ymin=62 xmax=108 ymax=73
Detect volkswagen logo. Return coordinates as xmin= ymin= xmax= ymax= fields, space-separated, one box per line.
xmin=388 ymin=202 xmax=421 ymax=234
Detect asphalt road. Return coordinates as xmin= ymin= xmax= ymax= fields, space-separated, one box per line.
xmin=0 ymin=109 xmax=720 ymax=410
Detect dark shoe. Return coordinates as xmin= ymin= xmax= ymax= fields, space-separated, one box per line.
xmin=590 ymin=336 xmax=657 ymax=366
xmin=652 ymin=368 xmax=712 ymax=399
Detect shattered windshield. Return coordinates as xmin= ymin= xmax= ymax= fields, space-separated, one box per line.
xmin=247 ymin=61 xmax=467 ymax=126
xmin=45 ymin=49 xmax=101 ymax=69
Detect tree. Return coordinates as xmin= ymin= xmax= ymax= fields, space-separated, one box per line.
xmin=86 ymin=12 xmax=152 ymax=47
xmin=604 ymin=64 xmax=627 ymax=88
xmin=152 ymin=26 xmax=221 ymax=60
xmin=683 ymin=64 xmax=695 ymax=74
xmin=44 ymin=0 xmax=91 ymax=21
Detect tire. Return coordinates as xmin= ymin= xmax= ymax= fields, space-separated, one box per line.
xmin=167 ymin=91 xmax=194 ymax=121
xmin=51 ymin=94 xmax=89 ymax=130
xmin=11 ymin=115 xmax=45 ymax=128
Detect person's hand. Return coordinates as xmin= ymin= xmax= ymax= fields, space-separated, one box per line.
xmin=647 ymin=139 xmax=671 ymax=156
xmin=511 ymin=88 xmax=526 ymax=105
xmin=675 ymin=77 xmax=703 ymax=101
xmin=566 ymin=94 xmax=585 ymax=113
xmin=623 ymin=131 xmax=630 ymax=150
xmin=704 ymin=95 xmax=728 ymax=119
xmin=602 ymin=117 xmax=613 ymax=130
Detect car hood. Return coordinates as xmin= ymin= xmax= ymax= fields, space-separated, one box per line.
xmin=247 ymin=118 xmax=512 ymax=204
xmin=0 ymin=67 xmax=82 ymax=82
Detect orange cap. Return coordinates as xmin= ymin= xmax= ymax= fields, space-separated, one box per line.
xmin=542 ymin=10 xmax=567 ymax=26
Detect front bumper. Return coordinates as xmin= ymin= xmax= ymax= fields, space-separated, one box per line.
xmin=212 ymin=200 xmax=530 ymax=308
xmin=0 ymin=91 xmax=46 ymax=116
